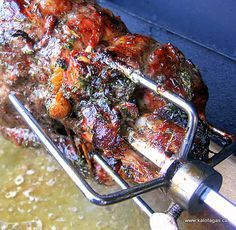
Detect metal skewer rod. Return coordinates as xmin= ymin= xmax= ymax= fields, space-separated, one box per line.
xmin=201 ymin=188 xmax=236 ymax=226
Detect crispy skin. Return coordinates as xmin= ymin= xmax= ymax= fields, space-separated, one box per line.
xmin=0 ymin=0 xmax=209 ymax=183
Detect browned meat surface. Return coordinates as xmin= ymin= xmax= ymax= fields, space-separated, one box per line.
xmin=0 ymin=0 xmax=209 ymax=184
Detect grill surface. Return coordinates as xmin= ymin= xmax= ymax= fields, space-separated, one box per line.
xmin=106 ymin=0 xmax=236 ymax=61
xmin=99 ymin=0 xmax=236 ymax=136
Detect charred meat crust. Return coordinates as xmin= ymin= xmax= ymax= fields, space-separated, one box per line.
xmin=0 ymin=0 xmax=209 ymax=184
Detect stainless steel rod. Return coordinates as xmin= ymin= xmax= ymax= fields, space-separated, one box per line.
xmin=201 ymin=188 xmax=236 ymax=226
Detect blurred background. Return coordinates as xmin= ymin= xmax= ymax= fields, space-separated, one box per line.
xmin=100 ymin=0 xmax=236 ymax=135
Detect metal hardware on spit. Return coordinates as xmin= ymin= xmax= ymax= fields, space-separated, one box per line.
xmin=9 ymin=93 xmax=236 ymax=229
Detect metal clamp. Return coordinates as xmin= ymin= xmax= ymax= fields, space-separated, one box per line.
xmin=168 ymin=161 xmax=222 ymax=212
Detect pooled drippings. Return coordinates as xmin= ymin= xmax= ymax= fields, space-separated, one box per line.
xmin=0 ymin=137 xmax=150 ymax=229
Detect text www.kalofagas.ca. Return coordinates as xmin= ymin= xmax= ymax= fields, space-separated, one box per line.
xmin=184 ymin=218 xmax=228 ymax=224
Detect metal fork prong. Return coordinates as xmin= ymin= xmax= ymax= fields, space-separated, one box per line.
xmin=99 ymin=57 xmax=198 ymax=160
xmin=207 ymin=142 xmax=236 ymax=167
xmin=93 ymin=153 xmax=154 ymax=217
xmin=8 ymin=93 xmax=168 ymax=206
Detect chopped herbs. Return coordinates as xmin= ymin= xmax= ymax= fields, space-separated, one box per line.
xmin=55 ymin=58 xmax=67 ymax=70
xmin=64 ymin=38 xmax=74 ymax=50
xmin=179 ymin=69 xmax=193 ymax=99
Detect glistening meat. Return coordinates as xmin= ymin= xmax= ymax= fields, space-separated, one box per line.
xmin=0 ymin=0 xmax=209 ymax=184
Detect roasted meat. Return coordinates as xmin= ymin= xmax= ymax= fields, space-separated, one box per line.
xmin=0 ymin=0 xmax=209 ymax=184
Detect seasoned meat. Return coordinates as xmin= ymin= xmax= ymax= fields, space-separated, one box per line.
xmin=0 ymin=0 xmax=209 ymax=184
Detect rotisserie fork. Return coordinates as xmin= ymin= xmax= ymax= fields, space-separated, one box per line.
xmin=8 ymin=63 xmax=236 ymax=229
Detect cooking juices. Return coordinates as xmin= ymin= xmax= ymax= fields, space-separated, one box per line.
xmin=0 ymin=137 xmax=149 ymax=229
